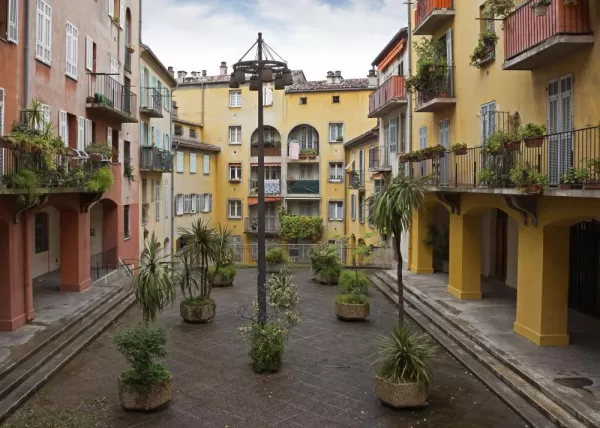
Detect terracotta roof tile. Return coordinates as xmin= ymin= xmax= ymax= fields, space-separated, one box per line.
xmin=173 ymin=138 xmax=221 ymax=152
xmin=286 ymin=78 xmax=370 ymax=93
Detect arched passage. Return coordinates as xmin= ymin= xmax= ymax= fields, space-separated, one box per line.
xmin=287 ymin=124 xmax=319 ymax=154
xmin=251 ymin=126 xmax=282 ymax=157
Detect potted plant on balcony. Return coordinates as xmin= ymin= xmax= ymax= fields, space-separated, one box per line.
xmin=126 ymin=43 xmax=135 ymax=53
xmin=266 ymin=247 xmax=287 ymax=273
xmin=305 ymin=148 xmax=318 ymax=159
xmin=470 ymin=30 xmax=498 ymax=69
xmin=430 ymin=144 xmax=447 ymax=159
xmin=585 ymin=158 xmax=600 ymax=189
xmin=449 ymin=143 xmax=467 ymax=156
xmin=399 ymin=153 xmax=411 ymax=164
xmin=309 ymin=241 xmax=342 ymax=285
xmin=482 ymin=29 xmax=499 ymax=49
xmin=519 ymin=123 xmax=546 ymax=148
xmin=509 ymin=162 xmax=548 ymax=194
xmin=375 ymin=324 xmax=436 ymax=408
xmin=487 ymin=130 xmax=519 ymax=152
xmin=335 ymin=270 xmax=370 ymax=321
xmin=477 ymin=168 xmax=497 ymax=187
xmin=561 ymin=167 xmax=589 ymax=190
xmin=482 ymin=0 xmax=516 ymax=19
xmin=531 ymin=0 xmax=551 ymax=16
xmin=299 ymin=149 xmax=308 ymax=160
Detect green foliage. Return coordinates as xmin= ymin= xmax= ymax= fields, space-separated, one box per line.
xmin=449 ymin=143 xmax=467 ymax=153
xmin=266 ymin=247 xmax=287 ymax=264
xmin=84 ymin=167 xmax=114 ymax=192
xmin=376 ymin=324 xmax=436 ymax=386
xmin=336 ymin=293 xmax=370 ymax=305
xmin=124 ymin=162 xmax=136 ymax=182
xmin=477 ymin=168 xmax=497 ymax=186
xmin=509 ymin=162 xmax=548 ymax=191
xmin=482 ymin=0 xmax=515 ymax=18
xmin=113 ymin=324 xmax=170 ymax=387
xmin=470 ymin=30 xmax=498 ymax=69
xmin=406 ymin=38 xmax=448 ymax=93
xmin=209 ymin=224 xmax=236 ymax=286
xmin=485 ymin=130 xmax=517 ymax=154
xmin=309 ymin=241 xmax=342 ymax=284
xmin=518 ymin=123 xmax=546 ymax=139
xmin=7 ymin=170 xmax=40 ymax=206
xmin=300 ymin=148 xmax=318 ymax=155
xmin=280 ymin=214 xmax=323 ymax=240
xmin=208 ymin=264 xmax=237 ymax=283
xmin=562 ymin=167 xmax=589 ymax=184
xmin=134 ymin=233 xmax=175 ymax=324
xmin=86 ymin=142 xmax=115 ymax=159
xmin=242 ymin=320 xmax=287 ymax=374
xmin=339 ymin=270 xmax=369 ymax=295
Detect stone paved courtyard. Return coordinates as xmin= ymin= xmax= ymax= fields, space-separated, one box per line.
xmin=6 ymin=269 xmax=528 ymax=427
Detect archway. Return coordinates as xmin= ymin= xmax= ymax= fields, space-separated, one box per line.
xmin=251 ymin=126 xmax=282 ymax=156
xmin=568 ymin=220 xmax=600 ymax=320
xmin=287 ymin=124 xmax=319 ymax=154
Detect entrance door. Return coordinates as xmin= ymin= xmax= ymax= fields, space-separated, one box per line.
xmin=494 ymin=210 xmax=508 ymax=281
xmin=547 ymin=75 xmax=573 ymax=186
xmin=569 ymin=221 xmax=600 ymax=319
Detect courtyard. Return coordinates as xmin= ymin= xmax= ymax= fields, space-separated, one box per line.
xmin=5 ymin=269 xmax=528 ymax=428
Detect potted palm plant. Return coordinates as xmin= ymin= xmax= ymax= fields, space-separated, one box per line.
xmin=115 ymin=233 xmax=175 ymax=411
xmin=335 ymin=270 xmax=370 ymax=320
xmin=266 ymin=247 xmax=287 ymax=273
xmin=208 ymin=224 xmax=237 ymax=287
xmin=309 ymin=241 xmax=342 ymax=285
xmin=561 ymin=167 xmax=589 ymax=190
xmin=375 ymin=325 xmax=436 ymax=408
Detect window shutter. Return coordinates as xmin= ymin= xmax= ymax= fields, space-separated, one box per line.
xmin=0 ymin=88 xmax=4 ymax=138
xmin=77 ymin=117 xmax=85 ymax=151
xmin=58 ymin=110 xmax=68 ymax=144
xmin=156 ymin=129 xmax=161 ymax=147
xmin=107 ymin=127 xmax=113 ymax=145
xmin=203 ymin=155 xmax=210 ymax=174
xmin=191 ymin=194 xmax=197 ymax=213
xmin=189 ymin=153 xmax=197 ymax=173
xmin=120 ymin=2 xmax=125 ymax=28
xmin=165 ymin=180 xmax=169 ymax=219
xmin=351 ymin=194 xmax=356 ymax=220
xmin=85 ymin=119 xmax=93 ymax=145
xmin=389 ymin=117 xmax=398 ymax=152
xmin=65 ymin=23 xmax=78 ymax=79
xmin=86 ymin=36 xmax=93 ymax=71
xmin=7 ymin=0 xmax=18 ymax=43
xmin=208 ymin=194 xmax=213 ymax=212
xmin=328 ymin=202 xmax=334 ymax=219
xmin=118 ymin=131 xmax=124 ymax=163
xmin=176 ymin=151 xmax=184 ymax=172
xmin=108 ymin=0 xmax=114 ymax=17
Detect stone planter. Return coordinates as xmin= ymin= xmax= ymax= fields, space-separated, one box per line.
xmin=335 ymin=301 xmax=369 ymax=321
xmin=212 ymin=273 xmax=235 ymax=287
xmin=375 ymin=375 xmax=428 ymax=408
xmin=315 ymin=272 xmax=339 ymax=285
xmin=118 ymin=374 xmax=172 ymax=411
xmin=180 ymin=300 xmax=216 ymax=323
xmin=267 ymin=263 xmax=286 ymax=274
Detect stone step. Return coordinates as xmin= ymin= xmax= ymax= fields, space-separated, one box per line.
xmin=370 ymin=272 xmax=586 ymax=428
xmin=0 ymin=291 xmax=135 ymax=422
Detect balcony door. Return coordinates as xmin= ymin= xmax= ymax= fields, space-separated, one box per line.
xmin=547 ymin=75 xmax=573 ymax=186
xmin=439 ymin=119 xmax=450 ymax=186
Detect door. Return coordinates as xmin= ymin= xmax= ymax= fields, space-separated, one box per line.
xmin=494 ymin=211 xmax=508 ymax=281
xmin=569 ymin=221 xmax=600 ymax=319
xmin=445 ymin=28 xmax=453 ymax=95
xmin=481 ymin=101 xmax=496 ymax=169
xmin=439 ymin=119 xmax=450 ymax=186
xmin=419 ymin=126 xmax=427 ymax=176
xmin=547 ymin=75 xmax=573 ymax=186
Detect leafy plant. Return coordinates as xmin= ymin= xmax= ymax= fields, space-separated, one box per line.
xmin=469 ymin=30 xmax=498 ymax=69
xmin=482 ymin=0 xmax=516 ymax=18
xmin=300 ymin=148 xmax=318 ymax=156
xmin=7 ymin=170 xmax=40 ymax=205
xmin=449 ymin=143 xmax=467 ymax=153
xmin=376 ymin=324 xmax=436 ymax=386
xmin=477 ymin=168 xmax=497 ymax=186
xmin=124 ymin=161 xmax=136 ymax=182
xmin=406 ymin=38 xmax=448 ymax=94
xmin=424 ymin=225 xmax=449 ymax=262
xmin=430 ymin=144 xmax=447 ymax=157
xmin=309 ymin=241 xmax=342 ymax=284
xmin=336 ymin=294 xmax=369 ymax=305
xmin=113 ymin=324 xmax=170 ymax=387
xmin=339 ymin=270 xmax=369 ymax=295
xmin=208 ymin=264 xmax=237 ymax=284
xmin=518 ymin=123 xmax=546 ymax=139
xmin=266 ymin=247 xmax=286 ymax=264
xmin=86 ymin=142 xmax=115 ymax=159
xmin=531 ymin=0 xmax=551 ymax=8
xmin=209 ymin=224 xmax=236 ymax=285
xmin=85 ymin=167 xmax=114 ymax=192
xmin=562 ymin=167 xmax=589 ymax=184
xmin=509 ymin=162 xmax=547 ymax=191
xmin=485 ymin=130 xmax=517 ymax=154
xmin=279 ymin=210 xmax=323 ymax=240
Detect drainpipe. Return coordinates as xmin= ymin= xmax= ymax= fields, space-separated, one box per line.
xmin=406 ymin=5 xmax=413 ymax=270
xmin=23 ymin=0 xmax=31 ymax=107
xmin=23 ymin=213 xmax=34 ymax=321
xmin=170 ymin=86 xmax=178 ymax=260
xmin=138 ymin=0 xmax=142 ymax=45
xmin=201 ymin=82 xmax=205 ymax=126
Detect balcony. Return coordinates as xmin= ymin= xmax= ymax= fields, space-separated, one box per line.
xmin=503 ymin=0 xmax=593 ymax=71
xmin=245 ymin=216 xmax=279 ymax=235
xmin=406 ymin=126 xmax=600 ymax=192
xmin=369 ymin=76 xmax=407 ymax=118
xmin=348 ymin=170 xmax=366 ymax=190
xmin=414 ymin=0 xmax=455 ymax=36
xmin=287 ymin=144 xmax=320 ymax=162
xmin=287 ymin=179 xmax=320 ymax=195
xmin=415 ymin=66 xmax=456 ymax=113
xmin=140 ymin=88 xmax=163 ymax=118
xmin=139 ymin=146 xmax=172 ymax=172
xmin=251 ymin=144 xmax=282 ymax=157
xmin=249 ymin=179 xmax=281 ymax=197
xmin=369 ymin=146 xmax=393 ymax=172
xmin=87 ymin=74 xmax=138 ymax=123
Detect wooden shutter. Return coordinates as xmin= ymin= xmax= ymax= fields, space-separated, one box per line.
xmin=77 ymin=117 xmax=85 ymax=151
xmin=86 ymin=36 xmax=94 ymax=71
xmin=7 ymin=0 xmax=18 ymax=43
xmin=108 ymin=0 xmax=114 ymax=17
xmin=203 ymin=155 xmax=210 ymax=174
xmin=176 ymin=152 xmax=184 ymax=172
xmin=66 ymin=23 xmax=78 ymax=78
xmin=107 ymin=127 xmax=113 ymax=145
xmin=85 ymin=119 xmax=93 ymax=145
xmin=547 ymin=79 xmax=560 ymax=185
xmin=190 ymin=153 xmax=197 ymax=173
xmin=118 ymin=131 xmax=124 ymax=163
xmin=58 ymin=110 xmax=68 ymax=144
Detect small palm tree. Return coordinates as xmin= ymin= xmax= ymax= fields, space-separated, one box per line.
xmin=368 ymin=174 xmax=428 ymax=325
xmin=210 ymin=224 xmax=235 ymax=286
xmin=134 ymin=232 xmax=176 ymax=324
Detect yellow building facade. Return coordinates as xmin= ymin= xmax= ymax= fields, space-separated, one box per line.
xmin=173 ymin=65 xmax=376 ymax=249
xmin=407 ymin=0 xmax=600 ymax=346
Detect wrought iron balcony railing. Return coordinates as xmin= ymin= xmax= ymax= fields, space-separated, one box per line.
xmin=87 ymin=73 xmax=138 ymax=123
xmin=348 ymin=170 xmax=366 ymax=190
xmin=245 ymin=216 xmax=279 ymax=234
xmin=140 ymin=88 xmax=163 ymax=118
xmin=368 ymin=76 xmax=407 ymax=118
xmin=139 ymin=146 xmax=172 ymax=172
xmin=369 ymin=146 xmax=392 ymax=171
xmin=415 ymin=66 xmax=455 ymax=113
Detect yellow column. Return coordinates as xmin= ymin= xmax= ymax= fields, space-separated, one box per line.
xmin=448 ymin=213 xmax=482 ymax=300
xmin=409 ymin=207 xmax=433 ymax=274
xmin=513 ymin=225 xmax=570 ymax=346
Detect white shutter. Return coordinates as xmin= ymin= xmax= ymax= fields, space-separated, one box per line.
xmin=165 ymin=180 xmax=169 ymax=219
xmin=36 ymin=1 xmax=52 ymax=64
xmin=203 ymin=155 xmax=210 ymax=174
xmin=191 ymin=194 xmax=197 ymax=213
xmin=119 ymin=2 xmax=125 ymax=28
xmin=446 ymin=28 xmax=453 ymax=95
xmin=190 ymin=153 xmax=197 ymax=173
xmin=66 ymin=23 xmax=78 ymax=79
xmin=86 ymin=36 xmax=94 ymax=71
xmin=118 ymin=131 xmax=124 ymax=163
xmin=176 ymin=151 xmax=184 ymax=173
xmin=58 ymin=110 xmax=68 ymax=145
xmin=176 ymin=195 xmax=183 ymax=215
xmin=7 ymin=0 xmax=18 ymax=43
xmin=108 ymin=0 xmax=114 ymax=17
xmin=77 ymin=117 xmax=85 ymax=151
xmin=85 ymin=119 xmax=93 ymax=145
xmin=263 ymin=87 xmax=273 ymax=106
xmin=107 ymin=127 xmax=113 ymax=145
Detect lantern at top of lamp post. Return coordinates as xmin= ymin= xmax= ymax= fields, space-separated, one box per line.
xmin=229 ymin=73 xmax=240 ymax=88
xmin=234 ymin=69 xmax=246 ymax=84
xmin=249 ymin=75 xmax=259 ymax=91
xmin=274 ymin=73 xmax=284 ymax=90
xmin=261 ymin=67 xmax=274 ymax=83
xmin=282 ymin=69 xmax=293 ymax=86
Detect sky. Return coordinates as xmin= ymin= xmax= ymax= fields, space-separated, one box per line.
xmin=141 ymin=0 xmax=408 ymax=81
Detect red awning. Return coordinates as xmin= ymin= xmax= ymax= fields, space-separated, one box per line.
xmin=377 ymin=39 xmax=405 ymax=72
xmin=248 ymin=197 xmax=281 ymax=206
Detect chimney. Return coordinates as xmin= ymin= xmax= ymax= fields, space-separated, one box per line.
xmin=334 ymin=70 xmax=343 ymax=84
xmin=368 ymin=69 xmax=378 ymax=88
xmin=177 ymin=70 xmax=187 ymax=82
xmin=202 ymin=70 xmax=207 ymax=77
xmin=191 ymin=71 xmax=197 ymax=78
xmin=326 ymin=71 xmax=335 ymax=84
xmin=168 ymin=66 xmax=175 ymax=78
xmin=220 ymin=61 xmax=228 ymax=76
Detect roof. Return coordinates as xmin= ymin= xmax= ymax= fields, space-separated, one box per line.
xmin=140 ymin=43 xmax=178 ymax=88
xmin=178 ymin=70 xmax=306 ymax=86
xmin=344 ymin=127 xmax=379 ymax=149
xmin=173 ymin=117 xmax=203 ymax=128
xmin=285 ymin=78 xmax=370 ymax=94
xmin=371 ymin=27 xmax=408 ymax=67
xmin=172 ymin=138 xmax=221 ymax=153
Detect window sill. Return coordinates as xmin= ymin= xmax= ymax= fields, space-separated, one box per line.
xmin=35 ymin=57 xmax=51 ymax=67
xmin=328 ymin=179 xmax=343 ymax=183
xmin=228 ymin=217 xmax=242 ymax=220
xmin=329 ymin=140 xmax=344 ymax=144
xmin=229 ymin=179 xmax=242 ymax=183
xmin=328 ymin=219 xmax=344 ymax=222
xmin=228 ymin=105 xmax=242 ymax=109
xmin=66 ymin=73 xmax=78 ymax=82
xmin=124 ymin=236 xmax=131 ymax=241
xmin=229 ymin=142 xmax=242 ymax=145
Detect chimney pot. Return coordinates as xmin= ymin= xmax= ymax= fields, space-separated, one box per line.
xmin=202 ymin=70 xmax=207 ymax=77
xmin=326 ymin=71 xmax=335 ymax=84
xmin=220 ymin=62 xmax=228 ymax=76
xmin=335 ymin=70 xmax=341 ymax=76
xmin=368 ymin=69 xmax=378 ymax=88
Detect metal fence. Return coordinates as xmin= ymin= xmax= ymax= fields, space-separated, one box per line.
xmin=90 ymin=247 xmax=119 ymax=282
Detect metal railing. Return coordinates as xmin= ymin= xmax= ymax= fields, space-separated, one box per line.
xmin=415 ymin=0 xmax=454 ymax=29
xmin=245 ymin=217 xmax=279 ymax=234
xmin=87 ymin=74 xmax=137 ymax=121
xmin=415 ymin=66 xmax=454 ymax=107
xmin=369 ymin=146 xmax=392 ymax=170
xmin=287 ymin=179 xmax=320 ymax=194
xmin=140 ymin=146 xmax=172 ymax=171
xmin=406 ymin=126 xmax=600 ymax=188
xmin=369 ymin=76 xmax=406 ymax=115
xmin=249 ymin=179 xmax=281 ymax=196
xmin=504 ymin=0 xmax=592 ymax=61
xmin=348 ymin=170 xmax=366 ymax=189
xmin=90 ymin=246 xmax=118 ymax=282
xmin=141 ymin=87 xmax=163 ymax=113
xmin=287 ymin=143 xmax=320 ymax=158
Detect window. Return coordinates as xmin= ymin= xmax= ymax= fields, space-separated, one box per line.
xmin=300 ymin=164 xmax=312 ymax=179
xmin=184 ymin=194 xmax=192 ymax=214
xmin=263 ymin=87 xmax=273 ymax=106
xmin=191 ymin=193 xmax=197 ymax=213
xmin=155 ymin=181 xmax=160 ymax=221
xmin=328 ymin=201 xmax=344 ymax=220
xmin=198 ymin=193 xmax=212 ymax=212
xmin=34 ymin=212 xmax=49 ymax=253
xmin=58 ymin=110 xmax=68 ymax=144
xmin=77 ymin=117 xmax=85 ymax=151
xmin=228 ymin=200 xmax=242 ymax=219
xmin=329 ymin=123 xmax=344 ymax=142
xmin=265 ymin=166 xmax=280 ymax=180
xmin=189 ymin=128 xmax=197 ymax=138
xmin=85 ymin=36 xmax=96 ymax=71
xmin=374 ymin=179 xmax=385 ymax=195
xmin=37 ymin=104 xmax=50 ymax=130
xmin=229 ymin=126 xmax=242 ymax=145
xmin=174 ymin=124 xmax=183 ymax=136
xmin=176 ymin=194 xmax=183 ymax=215
xmin=36 ymin=0 xmax=52 ymax=65
xmin=332 ymin=95 xmax=340 ymax=104
xmin=300 ymin=97 xmax=307 ymax=105
xmin=203 ymin=155 xmax=210 ymax=175
xmin=66 ymin=22 xmax=78 ymax=79
xmin=329 ymin=162 xmax=343 ymax=181
xmin=6 ymin=0 xmax=18 ymax=43
xmin=189 ymin=153 xmax=197 ymax=173
xmin=358 ymin=193 xmax=365 ymax=223
xmin=229 ymin=90 xmax=242 ymax=108
xmin=229 ymin=164 xmax=242 ymax=181
xmin=176 ymin=151 xmax=184 ymax=173
xmin=389 ymin=117 xmax=398 ymax=152
xmin=350 ymin=194 xmax=356 ymax=221
xmin=124 ymin=205 xmax=130 ymax=239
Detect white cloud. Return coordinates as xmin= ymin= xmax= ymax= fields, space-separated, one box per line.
xmin=141 ymin=0 xmax=408 ymax=80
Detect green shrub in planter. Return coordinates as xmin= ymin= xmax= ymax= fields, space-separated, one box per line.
xmin=209 ymin=264 xmax=237 ymax=287
xmin=309 ymin=241 xmax=342 ymax=285
xmin=266 ymin=247 xmax=287 ymax=273
xmin=339 ymin=270 xmax=370 ymax=295
xmin=336 ymin=270 xmax=371 ymax=321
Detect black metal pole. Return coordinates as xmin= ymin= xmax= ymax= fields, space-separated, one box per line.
xmin=256 ymin=32 xmax=267 ymax=324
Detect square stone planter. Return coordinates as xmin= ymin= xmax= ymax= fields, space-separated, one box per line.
xmin=375 ymin=375 xmax=428 ymax=408
xmin=315 ymin=271 xmax=339 ymax=285
xmin=335 ymin=301 xmax=370 ymax=321
xmin=212 ymin=273 xmax=235 ymax=287
xmin=180 ymin=299 xmax=216 ymax=323
xmin=118 ymin=374 xmax=172 ymax=411
xmin=266 ymin=263 xmax=287 ymax=274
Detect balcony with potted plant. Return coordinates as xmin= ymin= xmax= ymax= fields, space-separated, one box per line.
xmin=469 ymin=30 xmax=499 ymax=69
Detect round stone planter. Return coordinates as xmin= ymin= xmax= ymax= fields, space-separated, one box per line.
xmin=180 ymin=300 xmax=216 ymax=323
xmin=118 ymin=374 xmax=172 ymax=411
xmin=335 ymin=301 xmax=370 ymax=321
xmin=315 ymin=272 xmax=339 ymax=285
xmin=375 ymin=375 xmax=428 ymax=408
xmin=212 ymin=273 xmax=235 ymax=287
xmin=266 ymin=263 xmax=286 ymax=274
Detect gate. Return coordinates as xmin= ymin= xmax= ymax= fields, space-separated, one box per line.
xmin=569 ymin=221 xmax=600 ymax=319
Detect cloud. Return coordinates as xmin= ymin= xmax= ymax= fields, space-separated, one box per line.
xmin=141 ymin=0 xmax=407 ymax=80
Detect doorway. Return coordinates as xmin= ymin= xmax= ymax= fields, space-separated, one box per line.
xmin=494 ymin=210 xmax=508 ymax=281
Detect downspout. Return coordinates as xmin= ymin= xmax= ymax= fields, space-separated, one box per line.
xmin=138 ymin=0 xmax=142 ymax=45
xmin=406 ymin=7 xmax=413 ymax=270
xmin=23 ymin=0 xmax=31 ymax=107
xmin=201 ymin=82 xmax=205 ymax=126
xmin=170 ymin=86 xmax=177 ymax=260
